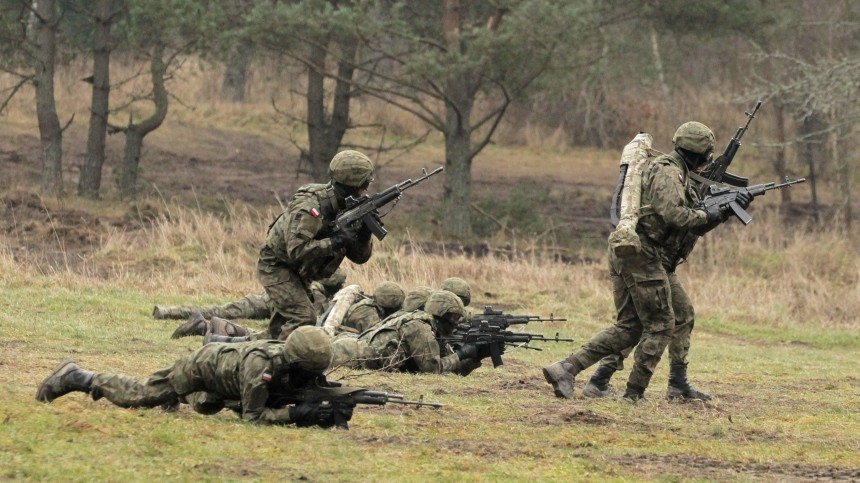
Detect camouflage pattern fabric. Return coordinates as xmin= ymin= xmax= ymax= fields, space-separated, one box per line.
xmin=89 ymin=332 xmax=330 ymax=424
xmin=156 ymin=293 xmax=271 ymax=320
xmin=259 ymin=183 xmax=372 ymax=340
xmin=332 ymin=311 xmax=465 ymax=374
xmin=564 ymin=151 xmax=707 ymax=391
xmin=342 ymin=298 xmax=385 ymax=333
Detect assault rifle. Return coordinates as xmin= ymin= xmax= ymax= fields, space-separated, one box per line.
xmin=698 ymin=100 xmax=762 ymax=189
xmin=441 ymin=321 xmax=574 ymax=368
xmin=268 ymin=381 xmax=443 ymax=429
xmin=465 ymin=306 xmax=567 ymax=331
xmin=698 ymin=177 xmax=806 ymax=226
xmin=335 ymin=167 xmax=444 ymax=241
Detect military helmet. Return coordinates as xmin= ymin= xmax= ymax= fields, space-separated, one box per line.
xmin=440 ymin=277 xmax=471 ymax=307
xmin=328 ymin=150 xmax=374 ymax=188
xmin=283 ymin=326 xmax=332 ymax=372
xmin=402 ymin=285 xmax=433 ymax=312
xmin=672 ymin=122 xmax=716 ymax=156
xmin=373 ymin=281 xmax=406 ymax=311
xmin=424 ymin=290 xmax=466 ymax=320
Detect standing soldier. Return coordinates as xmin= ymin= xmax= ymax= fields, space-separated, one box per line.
xmin=543 ymin=122 xmax=752 ymax=401
xmin=260 ymin=150 xmax=375 ymax=340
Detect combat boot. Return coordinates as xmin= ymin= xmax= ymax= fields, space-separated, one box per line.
xmin=666 ymin=362 xmax=711 ymax=401
xmin=621 ymin=383 xmax=646 ymax=403
xmin=36 ymin=359 xmax=94 ymax=403
xmin=209 ymin=317 xmax=249 ymax=337
xmin=170 ymin=312 xmax=207 ymax=339
xmin=152 ymin=305 xmax=170 ymax=319
xmin=582 ymin=365 xmax=616 ymax=398
xmin=542 ymin=359 xmax=579 ymax=399
xmin=204 ymin=332 xmax=251 ymax=345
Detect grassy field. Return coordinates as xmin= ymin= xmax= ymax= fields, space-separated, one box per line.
xmin=2 ymin=61 xmax=859 ymax=481
xmin=1 ymin=208 xmax=859 ymax=481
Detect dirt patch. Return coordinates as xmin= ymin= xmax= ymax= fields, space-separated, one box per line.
xmin=612 ymin=453 xmax=860 ymax=481
xmin=525 ymin=406 xmax=613 ymax=426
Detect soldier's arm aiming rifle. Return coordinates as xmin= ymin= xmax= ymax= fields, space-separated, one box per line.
xmin=268 ymin=382 xmax=443 ymax=430
xmin=335 ymin=167 xmax=444 ymax=241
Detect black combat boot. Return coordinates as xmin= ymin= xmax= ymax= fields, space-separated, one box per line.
xmin=542 ymin=359 xmax=581 ymax=399
xmin=171 ymin=312 xmax=207 ymax=339
xmin=621 ymin=382 xmax=646 ymax=402
xmin=582 ymin=365 xmax=617 ymax=398
xmin=667 ymin=362 xmax=711 ymax=401
xmin=36 ymin=359 xmax=95 ymax=403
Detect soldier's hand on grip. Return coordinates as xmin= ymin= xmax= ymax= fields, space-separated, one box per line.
xmin=735 ymin=190 xmax=753 ymax=209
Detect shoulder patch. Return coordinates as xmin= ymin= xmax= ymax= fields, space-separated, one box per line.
xmin=309 ymin=207 xmax=320 ymax=218
xmin=679 ymin=173 xmax=685 ymax=183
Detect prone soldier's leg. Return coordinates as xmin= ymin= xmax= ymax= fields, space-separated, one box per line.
xmin=89 ymin=366 xmax=181 ymax=408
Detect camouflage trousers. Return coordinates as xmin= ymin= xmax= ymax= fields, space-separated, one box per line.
xmin=159 ymin=293 xmax=271 ymax=320
xmin=596 ymin=271 xmax=694 ymax=372
xmin=566 ymin=246 xmax=677 ymax=390
xmin=89 ymin=346 xmax=218 ymax=408
xmin=257 ymin=260 xmax=317 ymax=341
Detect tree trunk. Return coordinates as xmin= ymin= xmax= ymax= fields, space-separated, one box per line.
xmin=442 ymin=120 xmax=474 ymax=239
xmin=220 ymin=38 xmax=254 ymax=102
xmin=799 ymin=114 xmax=825 ymax=223
xmin=34 ymin=0 xmax=63 ymax=197
xmin=324 ymin=39 xmax=357 ymax=160
xmin=115 ymin=43 xmax=169 ymax=198
xmin=78 ymin=0 xmax=113 ymax=199
xmin=772 ymin=101 xmax=792 ymax=203
xmin=305 ymin=37 xmax=329 ymax=180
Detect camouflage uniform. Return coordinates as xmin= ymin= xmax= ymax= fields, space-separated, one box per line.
xmin=331 ymin=291 xmax=477 ymax=375
xmin=340 ymin=282 xmax=406 ymax=333
xmin=259 ymin=151 xmax=374 ymax=340
xmin=545 ymin=149 xmax=710 ymax=398
xmin=153 ymin=270 xmax=345 ymax=322
xmin=154 ymin=293 xmax=271 ymax=321
xmin=36 ymin=327 xmax=334 ymax=426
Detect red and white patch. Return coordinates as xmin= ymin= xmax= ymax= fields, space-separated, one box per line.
xmin=678 ymin=173 xmax=685 ymax=183
xmin=309 ymin=208 xmax=320 ymax=218
xmin=261 ymin=372 xmax=272 ymax=383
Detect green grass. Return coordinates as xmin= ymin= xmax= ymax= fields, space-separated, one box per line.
xmin=1 ymin=265 xmax=859 ymax=481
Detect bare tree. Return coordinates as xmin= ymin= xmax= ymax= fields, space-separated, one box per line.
xmin=78 ymin=0 xmax=118 ymax=199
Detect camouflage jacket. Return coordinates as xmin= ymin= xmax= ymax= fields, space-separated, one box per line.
xmin=172 ymin=340 xmax=305 ymax=425
xmin=358 ymin=311 xmax=463 ymax=374
xmin=262 ymin=183 xmax=372 ymax=281
xmin=637 ymin=151 xmax=708 ymax=268
xmin=342 ymin=297 xmax=384 ymax=333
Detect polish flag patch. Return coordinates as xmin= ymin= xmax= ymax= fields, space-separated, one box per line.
xmin=261 ymin=372 xmax=272 ymax=383
xmin=309 ymin=208 xmax=320 ymax=218
xmin=678 ymin=173 xmax=684 ymax=183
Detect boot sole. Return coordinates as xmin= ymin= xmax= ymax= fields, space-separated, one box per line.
xmin=35 ymin=358 xmax=76 ymax=403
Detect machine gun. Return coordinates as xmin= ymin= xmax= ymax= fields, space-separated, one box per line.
xmin=441 ymin=321 xmax=574 ymax=368
xmin=335 ymin=167 xmax=444 ymax=240
xmin=463 ymin=306 xmax=567 ymax=331
xmin=268 ymin=381 xmax=442 ymax=429
xmin=698 ymin=177 xmax=806 ymax=226
xmin=698 ymin=100 xmax=762 ymax=189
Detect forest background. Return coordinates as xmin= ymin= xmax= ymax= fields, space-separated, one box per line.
xmin=1 ymin=0 xmax=858 ymax=481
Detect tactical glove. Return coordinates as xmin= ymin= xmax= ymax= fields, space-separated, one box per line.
xmin=289 ymin=401 xmax=335 ymax=427
xmin=703 ymin=203 xmax=729 ymax=225
xmin=735 ymin=190 xmax=753 ymax=209
xmin=455 ymin=343 xmax=480 ymax=362
xmin=329 ymin=224 xmax=359 ymax=250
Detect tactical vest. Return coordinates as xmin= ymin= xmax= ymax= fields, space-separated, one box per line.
xmin=636 ymin=153 xmax=703 ymax=260
xmin=360 ymin=311 xmax=436 ymax=371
